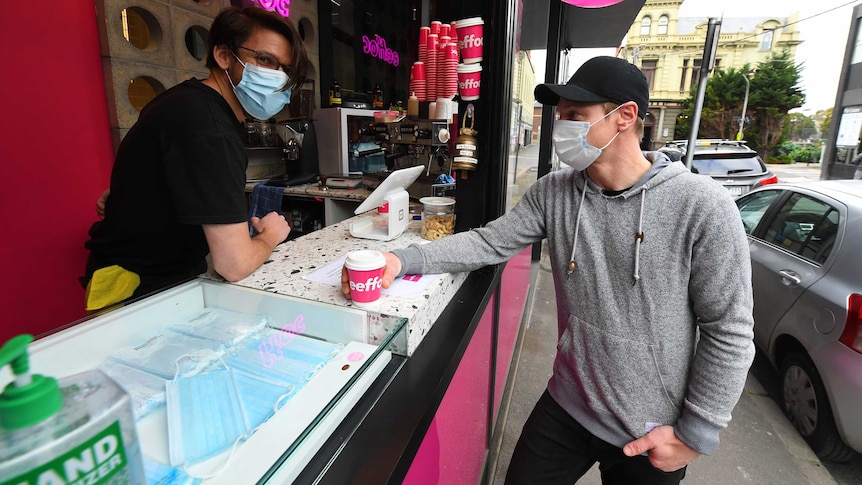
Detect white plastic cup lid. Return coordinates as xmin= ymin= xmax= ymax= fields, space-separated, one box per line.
xmin=457 ymin=63 xmax=482 ymax=73
xmin=456 ymin=17 xmax=484 ymax=28
xmin=345 ymin=250 xmax=386 ymax=271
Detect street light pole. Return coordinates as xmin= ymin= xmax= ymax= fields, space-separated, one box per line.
xmin=512 ymin=99 xmax=523 ymax=184
xmin=736 ymin=72 xmax=751 ymax=141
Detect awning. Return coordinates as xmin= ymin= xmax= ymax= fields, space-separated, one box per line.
xmin=521 ymin=0 xmax=647 ymax=50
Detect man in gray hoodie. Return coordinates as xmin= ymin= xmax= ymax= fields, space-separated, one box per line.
xmin=343 ymin=56 xmax=755 ymax=484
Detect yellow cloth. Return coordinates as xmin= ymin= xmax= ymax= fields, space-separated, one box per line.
xmin=85 ymin=265 xmax=140 ymax=311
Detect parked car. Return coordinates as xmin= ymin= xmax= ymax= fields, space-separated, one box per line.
xmin=660 ymin=139 xmax=778 ymax=196
xmin=735 ymin=180 xmax=862 ymax=461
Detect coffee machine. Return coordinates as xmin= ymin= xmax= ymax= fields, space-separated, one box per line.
xmin=314 ymin=107 xmax=453 ymax=198
xmin=243 ymin=118 xmax=319 ymax=186
xmin=369 ymin=118 xmax=453 ymax=199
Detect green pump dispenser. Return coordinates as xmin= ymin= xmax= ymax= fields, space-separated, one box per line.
xmin=0 ymin=334 xmax=62 ymax=430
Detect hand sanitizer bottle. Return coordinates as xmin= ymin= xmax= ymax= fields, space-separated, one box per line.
xmin=0 ymin=334 xmax=145 ymax=485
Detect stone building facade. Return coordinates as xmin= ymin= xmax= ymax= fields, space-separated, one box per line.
xmin=620 ymin=0 xmax=801 ymax=149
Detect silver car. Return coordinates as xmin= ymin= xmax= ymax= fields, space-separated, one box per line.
xmin=735 ymin=180 xmax=862 ymax=461
xmin=660 ymin=139 xmax=778 ymax=197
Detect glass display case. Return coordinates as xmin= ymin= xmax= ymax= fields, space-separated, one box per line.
xmin=11 ymin=279 xmax=407 ymax=484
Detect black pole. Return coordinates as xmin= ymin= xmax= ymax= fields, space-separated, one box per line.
xmin=533 ymin=0 xmax=563 ymax=262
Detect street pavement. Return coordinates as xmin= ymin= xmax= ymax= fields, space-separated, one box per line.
xmin=492 ymin=156 xmax=862 ymax=484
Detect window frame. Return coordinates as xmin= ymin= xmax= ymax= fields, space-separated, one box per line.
xmin=740 ymin=188 xmax=842 ymax=266
xmin=640 ymin=16 xmax=651 ymax=36
xmin=657 ymin=15 xmax=668 ymax=35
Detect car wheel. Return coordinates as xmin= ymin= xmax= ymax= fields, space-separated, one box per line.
xmin=780 ymin=352 xmax=855 ymax=462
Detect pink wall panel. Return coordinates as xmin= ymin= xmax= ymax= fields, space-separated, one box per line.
xmin=404 ymin=295 xmax=495 ymax=485
xmin=494 ymin=248 xmax=533 ymax=420
xmin=0 ymin=2 xmax=114 ymax=344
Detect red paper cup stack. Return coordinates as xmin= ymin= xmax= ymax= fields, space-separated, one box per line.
xmin=410 ymin=61 xmax=427 ymax=102
xmin=442 ymin=43 xmax=459 ymax=99
xmin=419 ymin=27 xmax=429 ymax=67
xmin=437 ymin=35 xmax=451 ymax=99
xmin=430 ymin=20 xmax=441 ymax=36
xmin=440 ymin=23 xmax=450 ymax=39
xmin=426 ymin=33 xmax=439 ymax=104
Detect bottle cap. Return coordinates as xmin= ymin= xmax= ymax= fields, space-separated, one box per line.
xmin=0 ymin=334 xmax=62 ymax=429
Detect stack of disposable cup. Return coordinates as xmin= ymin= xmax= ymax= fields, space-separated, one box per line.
xmin=410 ymin=62 xmax=427 ymax=102
xmin=449 ymin=21 xmax=460 ymax=66
xmin=441 ymin=42 xmax=459 ymax=99
xmin=418 ymin=27 xmax=429 ymax=68
xmin=440 ymin=23 xmax=450 ymax=39
xmin=430 ymin=20 xmax=441 ymax=36
xmin=418 ymin=27 xmax=429 ymax=101
xmin=436 ymin=35 xmax=451 ymax=99
xmin=426 ymin=33 xmax=438 ymax=105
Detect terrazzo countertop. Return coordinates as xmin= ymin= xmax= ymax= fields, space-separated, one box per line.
xmin=202 ymin=214 xmax=468 ymax=355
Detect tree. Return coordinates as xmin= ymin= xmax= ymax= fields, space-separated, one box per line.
xmin=673 ymin=51 xmax=805 ymax=160
xmin=674 ymin=64 xmax=754 ymax=140
xmin=747 ymin=51 xmax=805 ymax=158
xmin=816 ymin=107 xmax=833 ymax=140
xmin=702 ymin=66 xmax=755 ymax=139
xmin=785 ymin=112 xmax=817 ymax=141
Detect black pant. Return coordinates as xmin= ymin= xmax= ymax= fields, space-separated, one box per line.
xmin=504 ymin=390 xmax=687 ymax=485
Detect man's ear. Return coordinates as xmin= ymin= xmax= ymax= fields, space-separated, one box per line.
xmin=617 ymin=101 xmax=640 ymax=130
xmin=212 ymin=44 xmax=233 ymax=71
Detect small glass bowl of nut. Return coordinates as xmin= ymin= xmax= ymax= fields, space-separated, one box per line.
xmin=419 ymin=197 xmax=456 ymax=240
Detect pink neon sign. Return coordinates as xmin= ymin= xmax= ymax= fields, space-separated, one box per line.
xmin=254 ymin=0 xmax=290 ymax=18
xmin=258 ymin=314 xmax=306 ymax=368
xmin=362 ymin=34 xmax=400 ymax=67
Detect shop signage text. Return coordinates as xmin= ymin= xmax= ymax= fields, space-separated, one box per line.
xmin=253 ymin=0 xmax=290 ymax=18
xmin=362 ymin=34 xmax=400 ymax=67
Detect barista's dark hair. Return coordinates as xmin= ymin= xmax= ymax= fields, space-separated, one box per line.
xmin=206 ymin=6 xmax=308 ymax=92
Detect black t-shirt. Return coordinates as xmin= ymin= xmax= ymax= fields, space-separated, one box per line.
xmin=85 ymin=79 xmax=248 ymax=296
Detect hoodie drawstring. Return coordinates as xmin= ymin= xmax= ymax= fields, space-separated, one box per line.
xmin=633 ymin=188 xmax=646 ymax=282
xmin=567 ymin=175 xmax=648 ymax=284
xmin=567 ymin=174 xmax=589 ymax=276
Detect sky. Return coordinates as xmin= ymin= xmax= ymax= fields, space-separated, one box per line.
xmin=531 ymin=0 xmax=861 ymax=113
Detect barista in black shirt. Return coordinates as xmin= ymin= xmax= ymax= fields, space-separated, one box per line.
xmin=84 ymin=7 xmax=308 ymax=310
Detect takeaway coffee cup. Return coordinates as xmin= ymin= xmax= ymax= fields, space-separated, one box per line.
xmin=345 ymin=250 xmax=387 ymax=307
xmin=455 ymin=17 xmax=483 ymax=64
xmin=457 ymin=63 xmax=482 ymax=101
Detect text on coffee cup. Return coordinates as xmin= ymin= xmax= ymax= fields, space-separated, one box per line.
xmin=350 ymin=276 xmax=383 ymax=292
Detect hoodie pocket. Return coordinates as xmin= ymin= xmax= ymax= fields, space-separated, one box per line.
xmin=555 ymin=314 xmax=682 ymax=437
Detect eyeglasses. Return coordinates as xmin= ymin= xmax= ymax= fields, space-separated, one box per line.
xmin=236 ymin=46 xmax=291 ymax=74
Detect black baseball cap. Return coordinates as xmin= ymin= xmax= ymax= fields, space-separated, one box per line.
xmin=534 ymin=56 xmax=649 ymax=119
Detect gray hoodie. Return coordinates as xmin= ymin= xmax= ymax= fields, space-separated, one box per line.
xmin=393 ymin=152 xmax=755 ymax=455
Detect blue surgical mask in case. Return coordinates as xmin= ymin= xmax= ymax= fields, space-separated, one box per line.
xmin=232 ymin=369 xmax=296 ymax=430
xmin=166 ymin=367 xmax=250 ymax=466
xmin=168 ymin=307 xmax=267 ymax=349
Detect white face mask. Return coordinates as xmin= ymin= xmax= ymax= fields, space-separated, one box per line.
xmin=553 ymin=104 xmax=623 ymax=171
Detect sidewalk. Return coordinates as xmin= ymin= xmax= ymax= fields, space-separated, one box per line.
xmin=491 ymin=248 xmax=838 ymax=484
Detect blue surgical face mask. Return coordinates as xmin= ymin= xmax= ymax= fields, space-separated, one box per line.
xmin=232 ymin=368 xmax=296 ymax=430
xmin=553 ymin=104 xmax=623 ymax=171
xmin=166 ymin=367 xmax=250 ymax=467
xmin=227 ymin=53 xmax=293 ymax=121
